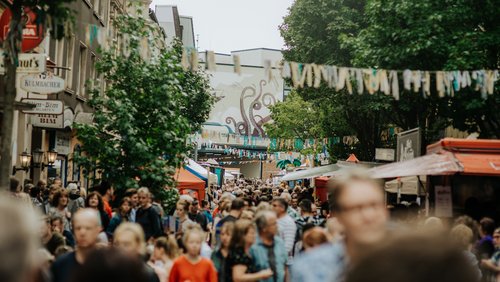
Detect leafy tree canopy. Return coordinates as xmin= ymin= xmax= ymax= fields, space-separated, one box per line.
xmin=75 ymin=10 xmax=214 ymax=202
xmin=277 ymin=0 xmax=499 ymax=161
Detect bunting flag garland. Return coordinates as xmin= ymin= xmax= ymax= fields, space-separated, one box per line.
xmin=233 ymin=55 xmax=242 ymax=75
xmin=184 ymin=48 xmax=498 ymax=100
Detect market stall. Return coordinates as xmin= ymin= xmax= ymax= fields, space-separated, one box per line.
xmin=174 ymin=167 xmax=206 ymax=201
xmin=370 ymin=138 xmax=500 ymax=221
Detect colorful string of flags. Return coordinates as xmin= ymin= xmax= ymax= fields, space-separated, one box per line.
xmin=182 ymin=48 xmax=499 ymax=100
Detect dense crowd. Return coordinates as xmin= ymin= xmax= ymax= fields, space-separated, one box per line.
xmin=2 ymin=169 xmax=500 ymax=282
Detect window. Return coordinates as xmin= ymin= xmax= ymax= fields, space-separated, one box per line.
xmin=66 ymin=35 xmax=75 ymax=90
xmin=78 ymin=43 xmax=88 ymax=97
xmin=89 ymin=53 xmax=99 ymax=93
xmin=55 ymin=39 xmax=65 ymax=78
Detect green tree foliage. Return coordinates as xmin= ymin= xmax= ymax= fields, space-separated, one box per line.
xmin=264 ymin=91 xmax=323 ymax=140
xmin=75 ymin=11 xmax=214 ymax=202
xmin=0 ymin=0 xmax=75 ymax=190
xmin=278 ymin=0 xmax=499 ymax=161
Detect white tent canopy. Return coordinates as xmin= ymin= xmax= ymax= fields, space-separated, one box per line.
xmin=224 ymin=172 xmax=235 ymax=180
xmin=385 ymin=176 xmax=427 ymax=196
xmin=281 ymin=160 xmax=382 ymax=181
xmin=281 ymin=164 xmax=340 ymax=181
xmin=186 ymin=158 xmax=218 ymax=183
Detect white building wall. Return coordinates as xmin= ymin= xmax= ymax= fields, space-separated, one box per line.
xmin=179 ymin=16 xmax=195 ymax=48
xmin=200 ymin=49 xmax=284 ymax=137
xmin=155 ymin=5 xmax=178 ymax=46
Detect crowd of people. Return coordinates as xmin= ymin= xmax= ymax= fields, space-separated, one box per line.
xmin=2 ymin=170 xmax=500 ymax=282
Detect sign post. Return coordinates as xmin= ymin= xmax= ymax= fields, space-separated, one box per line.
xmin=21 ymin=99 xmax=63 ymax=115
xmin=0 ymin=7 xmax=45 ymax=52
xmin=20 ymin=72 xmax=65 ymax=94
xmin=30 ymin=113 xmax=64 ymax=129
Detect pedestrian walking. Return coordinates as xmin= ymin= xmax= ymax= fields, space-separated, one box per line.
xmin=480 ymin=227 xmax=500 ymax=282
xmin=212 ymin=221 xmax=235 ymax=282
xmin=272 ymin=198 xmax=297 ymax=264
xmin=72 ymin=248 xmax=151 ymax=282
xmin=67 ymin=183 xmax=85 ymax=216
xmin=346 ymin=233 xmax=480 ymax=282
xmin=51 ymin=215 xmax=76 ymax=248
xmin=136 ymin=187 xmax=163 ymax=242
xmin=149 ymin=235 xmax=180 ymax=282
xmin=107 ymin=197 xmax=132 ymax=238
xmin=125 ymin=188 xmax=139 ymax=222
xmin=251 ymin=210 xmax=288 ymax=282
xmin=94 ymin=181 xmax=113 ymax=219
xmin=41 ymin=216 xmax=65 ymax=256
xmin=215 ymin=198 xmax=245 ymax=247
xmin=291 ymin=169 xmax=389 ymax=282
xmin=85 ymin=192 xmax=110 ymax=231
xmin=169 ymin=225 xmax=218 ymax=282
xmin=48 ymin=189 xmax=72 ymax=232
xmin=229 ymin=219 xmax=273 ymax=282
xmin=189 ymin=199 xmax=209 ymax=232
xmin=174 ymin=200 xmax=195 ymax=242
xmin=0 ymin=194 xmax=39 ymax=282
xmin=50 ymin=209 xmax=101 ymax=282
xmin=113 ymin=222 xmax=160 ymax=282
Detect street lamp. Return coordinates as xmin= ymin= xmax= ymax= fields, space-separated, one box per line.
xmin=32 ymin=148 xmax=58 ymax=170
xmin=12 ymin=151 xmax=32 ymax=175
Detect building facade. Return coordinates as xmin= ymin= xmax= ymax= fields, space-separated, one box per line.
xmin=2 ymin=0 xmax=161 ymax=189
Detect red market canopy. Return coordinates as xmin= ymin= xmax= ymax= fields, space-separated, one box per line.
xmin=370 ymin=138 xmax=500 ymax=178
xmin=174 ymin=167 xmax=206 ymax=200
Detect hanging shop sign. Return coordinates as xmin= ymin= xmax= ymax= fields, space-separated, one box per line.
xmin=20 ymin=99 xmax=63 ymax=115
xmin=20 ymin=72 xmax=65 ymax=94
xmin=55 ymin=131 xmax=71 ymax=155
xmin=396 ymin=128 xmax=421 ymax=162
xmin=30 ymin=113 xmax=64 ymax=129
xmin=0 ymin=50 xmax=46 ymax=74
xmin=0 ymin=7 xmax=44 ymax=52
xmin=375 ymin=148 xmax=395 ymax=161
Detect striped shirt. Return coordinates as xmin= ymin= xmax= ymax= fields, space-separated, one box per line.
xmin=278 ymin=214 xmax=297 ymax=265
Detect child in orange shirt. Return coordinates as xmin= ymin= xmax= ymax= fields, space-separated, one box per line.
xmin=169 ymin=225 xmax=218 ymax=282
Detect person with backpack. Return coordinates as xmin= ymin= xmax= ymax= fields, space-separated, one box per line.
xmin=136 ymin=187 xmax=163 ymax=242
xmin=293 ymin=199 xmax=325 ymax=255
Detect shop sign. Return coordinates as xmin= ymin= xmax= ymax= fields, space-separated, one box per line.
xmin=435 ymin=185 xmax=452 ymax=217
xmin=396 ymin=128 xmax=421 ymax=162
xmin=375 ymin=148 xmax=395 ymax=161
xmin=31 ymin=113 xmax=64 ymax=129
xmin=20 ymin=72 xmax=65 ymax=94
xmin=56 ymin=132 xmax=71 ymax=155
xmin=21 ymin=99 xmax=63 ymax=115
xmin=0 ymin=7 xmax=44 ymax=52
xmin=0 ymin=50 xmax=46 ymax=74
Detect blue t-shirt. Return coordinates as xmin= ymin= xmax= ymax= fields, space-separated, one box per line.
xmin=250 ymin=236 xmax=288 ymax=282
xmin=291 ymin=242 xmax=347 ymax=282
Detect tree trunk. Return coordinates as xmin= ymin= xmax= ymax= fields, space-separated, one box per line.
xmin=0 ymin=2 xmax=23 ymax=190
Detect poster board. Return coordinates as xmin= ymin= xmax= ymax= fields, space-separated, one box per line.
xmin=434 ymin=185 xmax=452 ymax=217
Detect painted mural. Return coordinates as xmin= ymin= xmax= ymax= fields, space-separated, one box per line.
xmin=208 ymin=67 xmax=284 ymax=137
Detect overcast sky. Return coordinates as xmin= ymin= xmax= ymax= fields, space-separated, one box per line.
xmin=150 ymin=0 xmax=294 ymax=54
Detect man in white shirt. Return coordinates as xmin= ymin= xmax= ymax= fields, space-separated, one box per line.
xmin=272 ymin=197 xmax=297 ymax=265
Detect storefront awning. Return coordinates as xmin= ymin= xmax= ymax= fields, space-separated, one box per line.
xmin=281 ymin=164 xmax=341 ymax=181
xmin=370 ymin=152 xmax=462 ymax=179
xmin=454 ymin=153 xmax=500 ymax=176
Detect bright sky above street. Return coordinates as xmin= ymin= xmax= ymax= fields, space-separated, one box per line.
xmin=150 ymin=0 xmax=295 ymax=53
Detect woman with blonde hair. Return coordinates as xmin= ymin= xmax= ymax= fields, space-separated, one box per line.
xmin=227 ymin=219 xmax=273 ymax=282
xmin=212 ymin=221 xmax=235 ymax=282
xmin=450 ymin=224 xmax=482 ymax=281
xmin=149 ymin=235 xmax=180 ymax=281
xmin=169 ymin=225 xmax=217 ymax=282
xmin=114 ymin=222 xmax=160 ymax=282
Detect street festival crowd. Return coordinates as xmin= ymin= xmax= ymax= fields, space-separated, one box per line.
xmin=2 ymin=169 xmax=500 ymax=282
